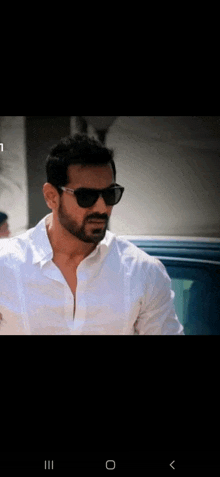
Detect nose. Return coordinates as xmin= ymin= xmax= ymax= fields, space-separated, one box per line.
xmin=92 ymin=194 xmax=109 ymax=213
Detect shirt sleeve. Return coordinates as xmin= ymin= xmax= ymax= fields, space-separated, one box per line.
xmin=135 ymin=258 xmax=185 ymax=335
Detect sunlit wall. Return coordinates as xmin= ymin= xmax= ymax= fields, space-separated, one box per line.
xmin=0 ymin=116 xmax=28 ymax=237
xmin=104 ymin=117 xmax=220 ymax=237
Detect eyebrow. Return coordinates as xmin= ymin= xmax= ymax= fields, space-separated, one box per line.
xmin=70 ymin=183 xmax=116 ymax=190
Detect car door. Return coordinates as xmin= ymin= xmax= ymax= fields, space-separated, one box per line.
xmin=160 ymin=259 xmax=220 ymax=335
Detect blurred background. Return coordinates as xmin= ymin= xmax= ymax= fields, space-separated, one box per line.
xmin=0 ymin=115 xmax=220 ymax=238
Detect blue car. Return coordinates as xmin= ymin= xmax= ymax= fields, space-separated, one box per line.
xmin=118 ymin=236 xmax=220 ymax=335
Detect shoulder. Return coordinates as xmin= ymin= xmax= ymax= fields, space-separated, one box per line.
xmin=111 ymin=235 xmax=171 ymax=281
xmin=111 ymin=234 xmax=160 ymax=271
xmin=113 ymin=234 xmax=155 ymax=262
xmin=0 ymin=230 xmax=32 ymax=266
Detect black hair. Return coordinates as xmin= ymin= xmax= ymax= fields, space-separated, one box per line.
xmin=0 ymin=211 xmax=8 ymax=226
xmin=46 ymin=134 xmax=116 ymax=196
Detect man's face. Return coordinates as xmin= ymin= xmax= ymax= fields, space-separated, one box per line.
xmin=56 ymin=163 xmax=115 ymax=244
xmin=0 ymin=221 xmax=10 ymax=238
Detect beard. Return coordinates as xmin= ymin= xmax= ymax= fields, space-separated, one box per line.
xmin=57 ymin=201 xmax=109 ymax=244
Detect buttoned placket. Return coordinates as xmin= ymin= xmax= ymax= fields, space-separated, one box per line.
xmin=38 ymin=241 xmax=107 ymax=334
xmin=68 ymin=244 xmax=106 ymax=334
xmin=40 ymin=258 xmax=77 ymax=333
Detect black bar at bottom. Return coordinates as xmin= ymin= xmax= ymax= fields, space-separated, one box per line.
xmin=0 ymin=452 xmax=219 ymax=473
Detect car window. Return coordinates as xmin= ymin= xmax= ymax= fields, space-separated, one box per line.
xmin=170 ymin=278 xmax=193 ymax=325
xmin=164 ymin=263 xmax=220 ymax=335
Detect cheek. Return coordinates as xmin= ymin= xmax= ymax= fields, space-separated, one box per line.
xmin=76 ymin=209 xmax=89 ymax=224
xmin=62 ymin=199 xmax=81 ymax=218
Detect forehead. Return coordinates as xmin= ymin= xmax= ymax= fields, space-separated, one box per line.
xmin=67 ymin=163 xmax=114 ymax=188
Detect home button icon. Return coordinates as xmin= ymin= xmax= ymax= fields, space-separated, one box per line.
xmin=106 ymin=460 xmax=116 ymax=470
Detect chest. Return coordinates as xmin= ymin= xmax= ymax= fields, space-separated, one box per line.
xmin=53 ymin=258 xmax=78 ymax=296
xmin=61 ymin=268 xmax=77 ymax=296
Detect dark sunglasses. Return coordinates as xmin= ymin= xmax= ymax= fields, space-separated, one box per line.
xmin=58 ymin=183 xmax=125 ymax=208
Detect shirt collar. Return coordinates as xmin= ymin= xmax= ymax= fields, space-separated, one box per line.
xmin=31 ymin=213 xmax=114 ymax=265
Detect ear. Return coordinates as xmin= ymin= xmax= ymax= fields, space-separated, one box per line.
xmin=43 ymin=183 xmax=59 ymax=210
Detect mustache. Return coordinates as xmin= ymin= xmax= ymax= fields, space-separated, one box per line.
xmin=87 ymin=215 xmax=108 ymax=221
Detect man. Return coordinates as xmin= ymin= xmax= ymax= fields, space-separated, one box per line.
xmin=0 ymin=212 xmax=10 ymax=238
xmin=0 ymin=134 xmax=184 ymax=335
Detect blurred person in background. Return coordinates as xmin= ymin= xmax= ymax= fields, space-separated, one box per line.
xmin=0 ymin=212 xmax=10 ymax=238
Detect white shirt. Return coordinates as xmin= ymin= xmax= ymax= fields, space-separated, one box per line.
xmin=0 ymin=213 xmax=184 ymax=335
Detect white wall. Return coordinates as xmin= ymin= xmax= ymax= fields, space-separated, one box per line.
xmin=105 ymin=117 xmax=220 ymax=237
xmin=0 ymin=117 xmax=28 ymax=237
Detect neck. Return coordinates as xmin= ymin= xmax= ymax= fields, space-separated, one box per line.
xmin=46 ymin=214 xmax=96 ymax=263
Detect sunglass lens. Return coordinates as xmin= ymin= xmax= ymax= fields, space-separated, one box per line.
xmin=104 ymin=188 xmax=122 ymax=205
xmin=75 ymin=188 xmax=124 ymax=208
xmin=76 ymin=190 xmax=97 ymax=208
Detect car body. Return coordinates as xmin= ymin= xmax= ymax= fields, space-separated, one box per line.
xmin=118 ymin=235 xmax=220 ymax=335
